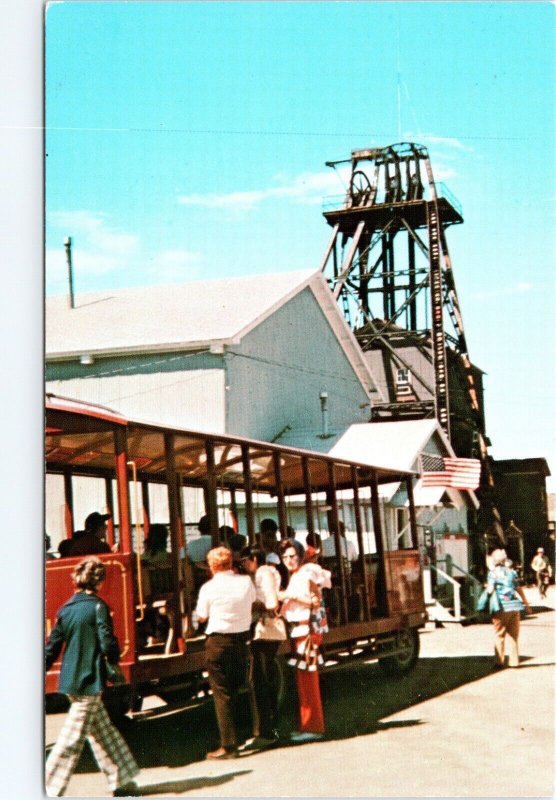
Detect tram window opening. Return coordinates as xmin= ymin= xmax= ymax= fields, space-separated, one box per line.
xmin=45 ymin=473 xmax=66 ymax=552
xmin=181 ymin=485 xmax=206 ymax=545
xmin=72 ymin=475 xmax=111 ymax=535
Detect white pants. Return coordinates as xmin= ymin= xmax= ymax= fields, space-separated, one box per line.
xmin=45 ymin=694 xmax=138 ymax=797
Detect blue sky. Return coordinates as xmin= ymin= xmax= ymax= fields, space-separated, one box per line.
xmin=44 ymin=1 xmax=555 ymax=488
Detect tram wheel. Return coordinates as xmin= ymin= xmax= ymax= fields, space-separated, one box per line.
xmin=378 ymin=628 xmax=419 ymax=676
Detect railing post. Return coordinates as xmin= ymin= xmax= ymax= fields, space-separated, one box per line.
xmin=453 ymin=582 xmax=461 ymax=622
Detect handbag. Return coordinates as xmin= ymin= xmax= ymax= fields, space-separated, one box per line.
xmin=488 ymin=590 xmax=501 ymax=614
xmin=476 ymin=588 xmax=501 ymax=614
xmin=104 ymin=659 xmax=126 ymax=685
xmin=476 ymin=589 xmax=489 ymax=612
xmin=253 ymin=612 xmax=287 ymax=641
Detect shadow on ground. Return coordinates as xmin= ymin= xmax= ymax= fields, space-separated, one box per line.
xmin=48 ymin=651 xmax=531 ymax=775
xmin=135 ymin=770 xmax=253 ymax=796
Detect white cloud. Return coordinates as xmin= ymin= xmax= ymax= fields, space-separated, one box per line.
xmin=407 ymin=133 xmax=472 ymax=153
xmin=46 ymin=210 xmax=202 ymax=292
xmin=177 ymin=167 xmax=350 ymax=214
xmin=48 ymin=210 xmax=139 ymax=256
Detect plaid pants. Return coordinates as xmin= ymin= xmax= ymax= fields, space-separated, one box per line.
xmin=45 ymin=694 xmax=139 ymax=797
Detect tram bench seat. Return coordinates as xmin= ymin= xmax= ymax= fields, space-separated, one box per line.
xmin=142 ymin=564 xmax=174 ymax=599
xmin=138 ymin=565 xmax=175 ymax=654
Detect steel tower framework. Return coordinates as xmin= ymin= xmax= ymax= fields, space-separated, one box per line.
xmin=320 ymin=142 xmax=486 ymax=458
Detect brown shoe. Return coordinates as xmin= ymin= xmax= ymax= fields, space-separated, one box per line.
xmin=206 ymin=746 xmax=238 ymax=760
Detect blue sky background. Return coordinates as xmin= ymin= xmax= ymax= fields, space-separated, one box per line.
xmin=44 ymin=1 xmax=555 ymax=488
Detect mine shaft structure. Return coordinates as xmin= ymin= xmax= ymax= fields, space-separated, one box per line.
xmin=320 ymin=143 xmax=496 ymax=511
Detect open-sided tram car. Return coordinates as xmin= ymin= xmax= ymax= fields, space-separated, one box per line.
xmin=45 ymin=394 xmax=427 ymax=708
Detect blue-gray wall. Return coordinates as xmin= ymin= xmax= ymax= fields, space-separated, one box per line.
xmin=225 ymin=287 xmax=371 ymax=446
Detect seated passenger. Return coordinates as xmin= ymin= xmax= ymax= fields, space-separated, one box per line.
xmin=305 ymin=532 xmax=322 ymax=551
xmin=260 ymin=518 xmax=288 ymax=587
xmin=58 ymin=538 xmax=74 ymax=558
xmin=187 ymin=515 xmax=213 ymax=563
xmin=69 ymin=512 xmax=112 ymax=556
xmin=220 ymin=527 xmax=247 ymax=571
xmin=141 ymin=523 xmax=170 ymax=566
xmin=321 ymin=522 xmax=358 ymax=562
xmin=139 ymin=524 xmax=171 ymax=648
xmin=45 ymin=534 xmax=56 ymax=560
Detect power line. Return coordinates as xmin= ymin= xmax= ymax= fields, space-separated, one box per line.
xmin=35 ymin=124 xmax=528 ymax=142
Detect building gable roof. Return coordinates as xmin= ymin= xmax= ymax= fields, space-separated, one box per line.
xmin=46 ymin=270 xmax=315 ymax=357
xmin=46 ymin=269 xmax=377 ymax=395
xmin=329 ymin=419 xmax=442 ymax=472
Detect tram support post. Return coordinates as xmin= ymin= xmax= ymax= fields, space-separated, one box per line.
xmin=273 ymin=452 xmax=288 ymax=540
xmin=141 ymin=480 xmax=150 ymax=542
xmin=104 ymin=476 xmax=115 ymax=548
xmin=241 ymin=444 xmax=255 ymax=544
xmin=352 ymin=466 xmax=371 ymax=621
xmin=405 ymin=476 xmax=419 ymax=549
xmin=327 ymin=462 xmax=349 ymax=623
xmin=165 ymin=433 xmax=186 ymax=652
xmin=370 ymin=472 xmax=389 ymax=616
xmin=63 ymin=469 xmax=74 ymax=540
xmin=114 ymin=428 xmax=131 ymax=553
xmin=204 ymin=440 xmax=219 ymax=546
xmin=302 ymin=457 xmax=315 ymax=542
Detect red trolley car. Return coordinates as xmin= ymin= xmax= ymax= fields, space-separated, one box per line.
xmin=45 ymin=394 xmax=426 ymax=709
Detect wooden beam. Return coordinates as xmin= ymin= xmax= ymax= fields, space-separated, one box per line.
xmin=63 ymin=470 xmax=74 ymax=538
xmin=302 ymin=457 xmax=315 ymax=541
xmin=204 ymin=440 xmax=219 ymax=546
xmin=327 ymin=462 xmax=348 ymax=623
xmin=273 ymin=452 xmax=288 ymax=539
xmin=352 ymin=466 xmax=371 ymax=621
xmin=114 ymin=428 xmax=131 ymax=552
xmin=241 ymin=444 xmax=255 ymax=543
xmin=370 ymin=473 xmax=388 ymax=616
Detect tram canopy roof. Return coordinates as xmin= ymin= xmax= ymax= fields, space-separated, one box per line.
xmin=46 ymin=394 xmax=414 ymax=495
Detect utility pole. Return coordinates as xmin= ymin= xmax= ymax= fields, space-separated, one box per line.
xmin=64 ymin=236 xmax=75 ymax=309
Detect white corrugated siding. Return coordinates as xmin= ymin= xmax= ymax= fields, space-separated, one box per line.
xmin=46 ymin=368 xmax=225 ymax=432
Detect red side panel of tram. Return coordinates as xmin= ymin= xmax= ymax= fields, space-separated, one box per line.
xmin=45 ymin=554 xmax=136 ymax=693
xmin=384 ymin=550 xmax=425 ymax=614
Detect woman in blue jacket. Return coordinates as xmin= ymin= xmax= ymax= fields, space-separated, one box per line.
xmin=45 ymin=557 xmax=140 ymax=797
xmin=487 ymin=548 xmax=532 ymax=669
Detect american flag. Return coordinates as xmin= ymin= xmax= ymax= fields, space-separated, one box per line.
xmin=420 ymin=454 xmax=481 ymax=490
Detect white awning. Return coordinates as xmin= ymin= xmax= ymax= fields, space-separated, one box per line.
xmin=411 ymin=484 xmax=447 ymax=507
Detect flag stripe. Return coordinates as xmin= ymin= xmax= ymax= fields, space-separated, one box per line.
xmin=421 ymin=456 xmax=481 ymax=490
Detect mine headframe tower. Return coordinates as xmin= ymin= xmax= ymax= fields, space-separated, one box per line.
xmin=320 ymin=142 xmax=488 ymax=464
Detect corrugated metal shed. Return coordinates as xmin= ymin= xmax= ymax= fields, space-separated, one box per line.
xmin=46 ymin=368 xmax=226 ymax=432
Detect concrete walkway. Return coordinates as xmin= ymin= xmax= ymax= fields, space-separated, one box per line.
xmin=46 ymin=587 xmax=555 ymax=797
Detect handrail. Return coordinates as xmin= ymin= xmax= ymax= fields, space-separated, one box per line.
xmin=428 ymin=563 xmax=461 ymax=621
xmin=127 ymin=460 xmax=145 ymax=621
xmin=449 ymin=562 xmax=482 ymax=587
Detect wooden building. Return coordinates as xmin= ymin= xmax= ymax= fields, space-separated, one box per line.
xmin=490 ymin=458 xmax=552 ymax=576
